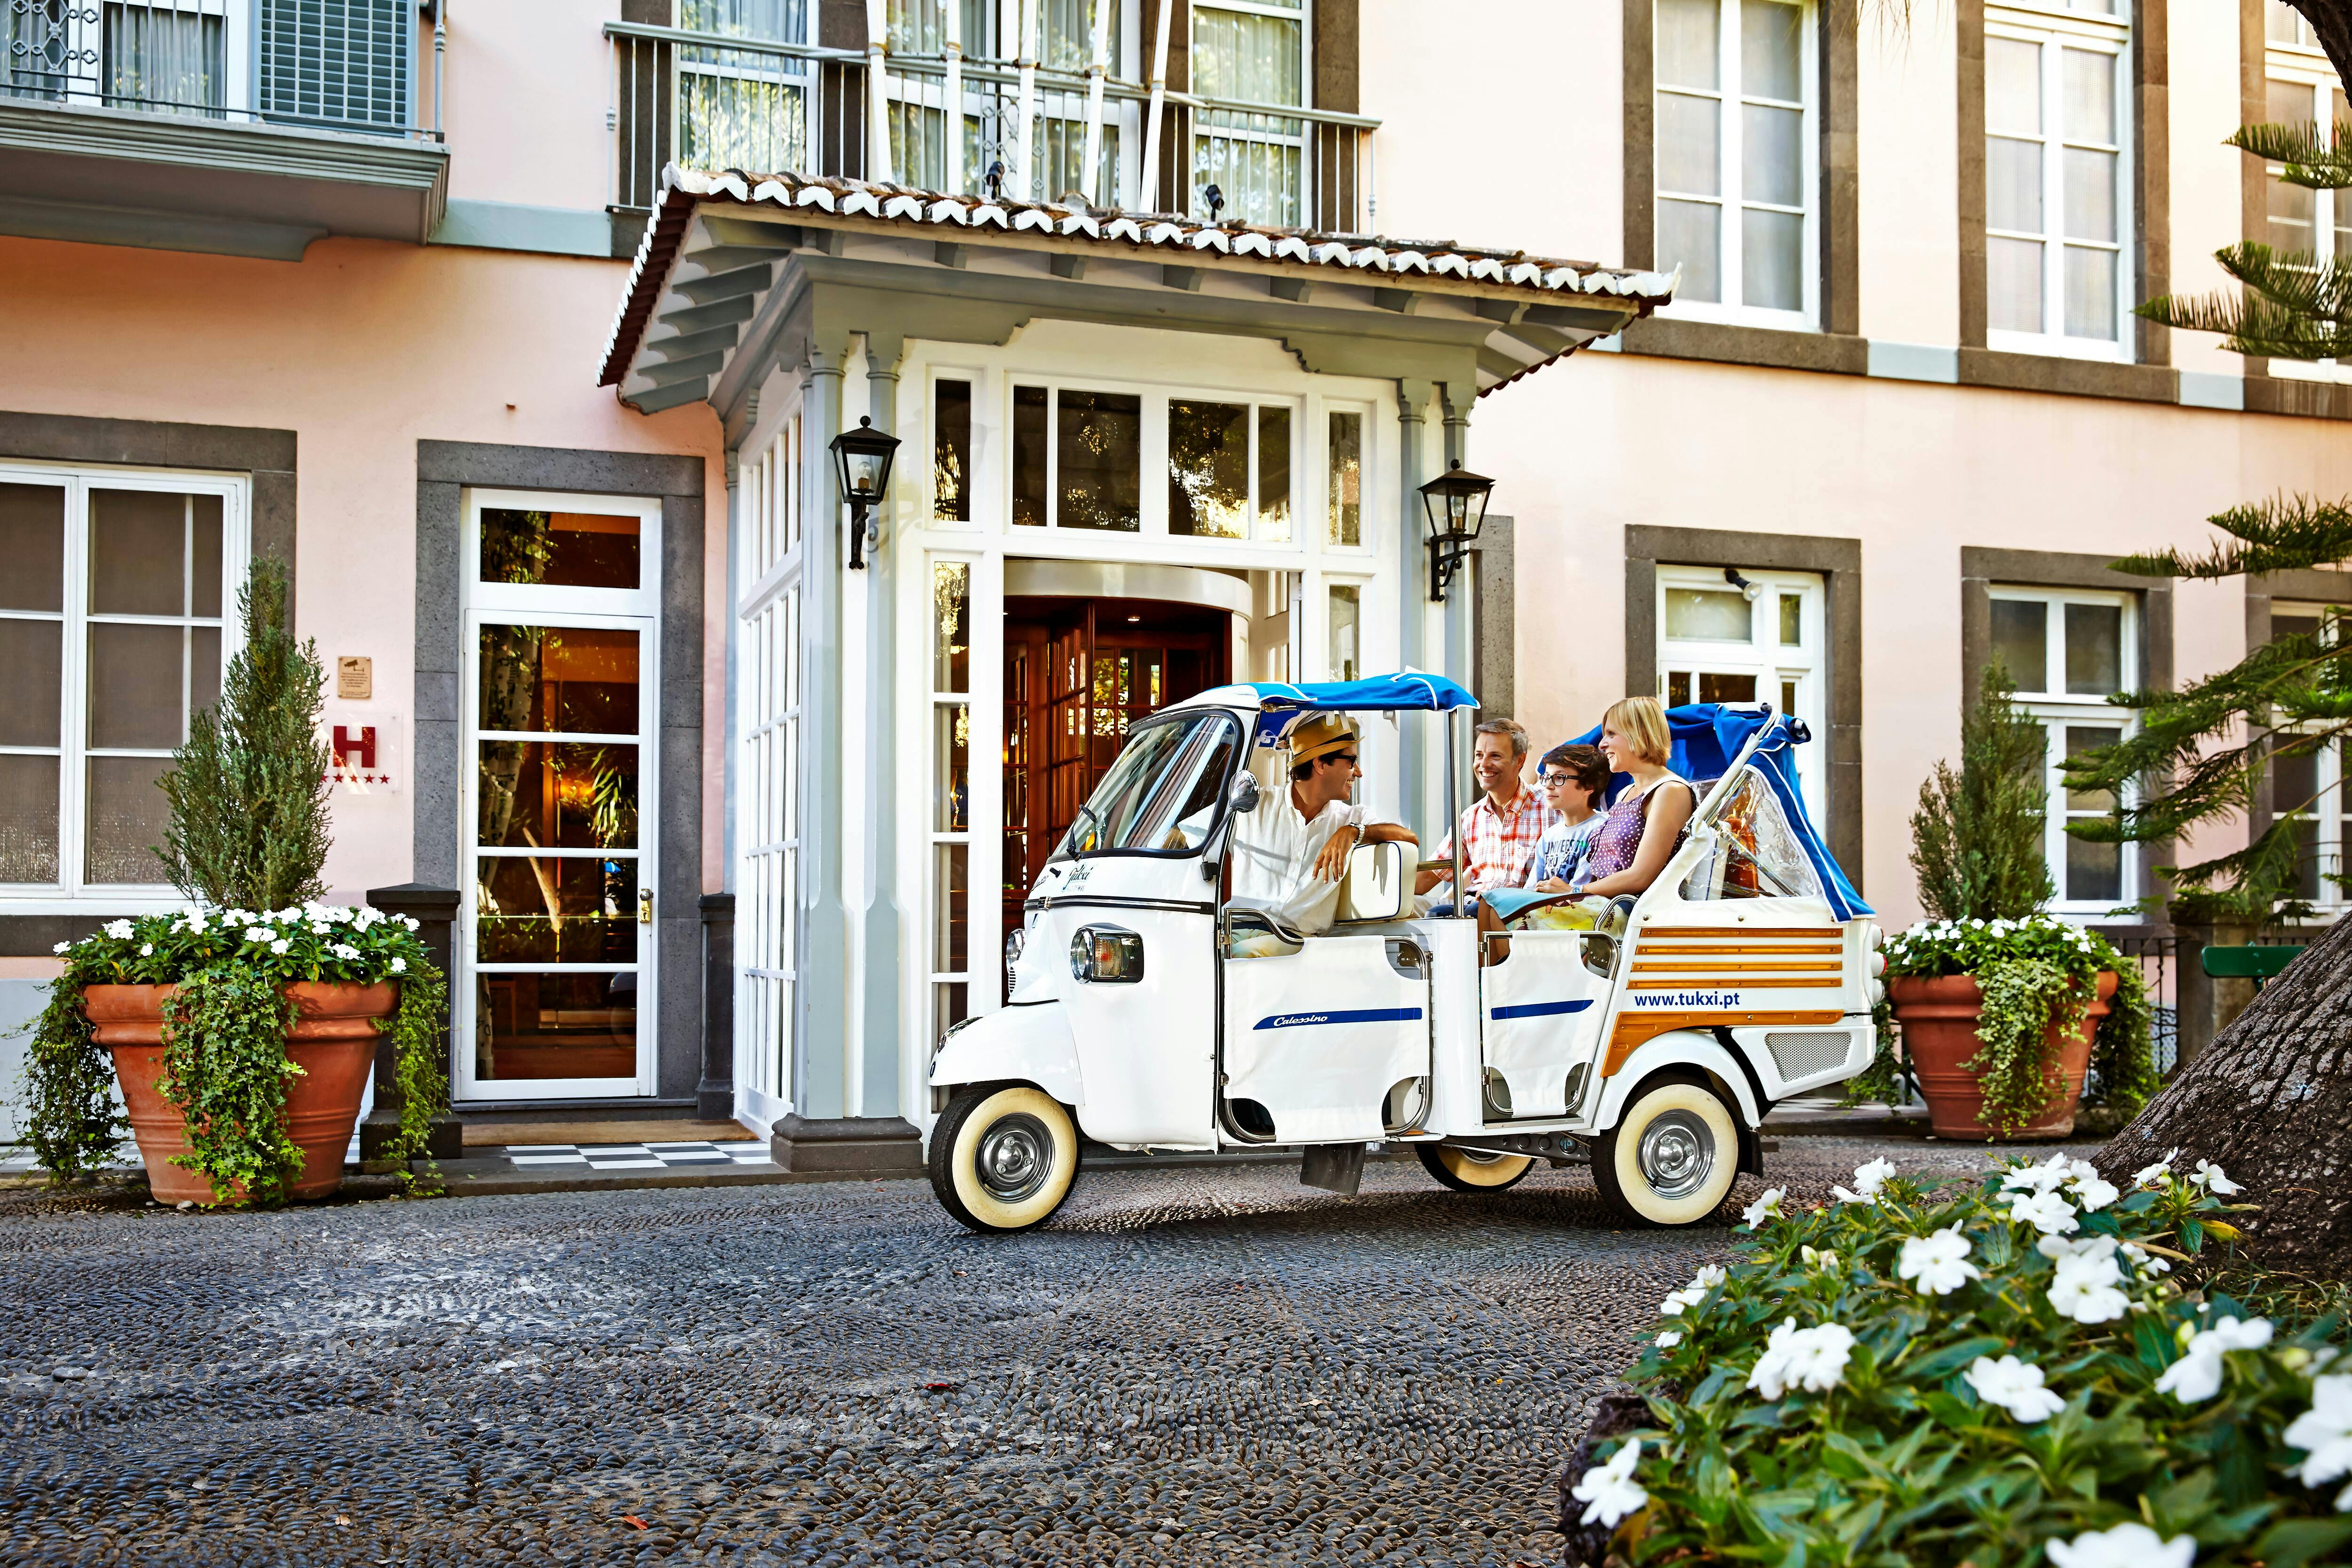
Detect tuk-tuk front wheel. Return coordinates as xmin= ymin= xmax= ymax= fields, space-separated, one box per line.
xmin=1416 ymin=1144 xmax=1534 ymax=1192
xmin=1593 ymin=1076 xmax=1740 ymax=1227
xmin=929 ymin=1084 xmax=1080 ymax=1234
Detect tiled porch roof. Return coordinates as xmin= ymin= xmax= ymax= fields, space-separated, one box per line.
xmin=599 ymin=165 xmax=1677 ymax=391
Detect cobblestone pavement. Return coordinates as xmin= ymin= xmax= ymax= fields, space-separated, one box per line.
xmin=0 ymin=1136 xmax=2097 ymax=1568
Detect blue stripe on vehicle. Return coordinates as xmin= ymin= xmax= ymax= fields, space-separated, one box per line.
xmin=1488 ymin=999 xmax=1595 ymax=1021
xmin=1253 ymin=1007 xmax=1425 ymax=1030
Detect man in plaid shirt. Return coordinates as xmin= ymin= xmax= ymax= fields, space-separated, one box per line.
xmin=1415 ymin=718 xmax=1558 ymax=910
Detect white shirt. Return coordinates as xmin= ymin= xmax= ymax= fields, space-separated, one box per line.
xmin=1226 ymin=786 xmax=1389 ymax=935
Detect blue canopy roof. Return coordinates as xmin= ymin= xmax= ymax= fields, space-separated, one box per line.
xmin=1567 ymin=704 xmax=1871 ymax=919
xmin=1247 ymin=672 xmax=1480 ymax=747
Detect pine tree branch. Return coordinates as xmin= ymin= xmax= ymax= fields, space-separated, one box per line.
xmin=2108 ymin=494 xmax=2352 ymax=580
xmin=2227 ymin=119 xmax=2352 ymax=188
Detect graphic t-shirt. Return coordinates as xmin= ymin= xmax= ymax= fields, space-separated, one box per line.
xmin=1520 ymin=812 xmax=1607 ymax=888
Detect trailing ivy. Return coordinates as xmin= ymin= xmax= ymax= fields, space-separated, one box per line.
xmin=1962 ymin=957 xmax=2085 ymax=1134
xmin=383 ymin=957 xmax=450 ymax=1194
xmin=15 ymin=971 xmax=125 ymax=1183
xmin=156 ymin=965 xmax=302 ymax=1204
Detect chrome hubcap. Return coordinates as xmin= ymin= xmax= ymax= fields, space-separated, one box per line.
xmin=976 ymin=1114 xmax=1054 ymax=1203
xmin=1637 ymin=1109 xmax=1715 ymax=1199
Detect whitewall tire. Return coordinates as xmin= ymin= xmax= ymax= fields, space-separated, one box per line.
xmin=929 ymin=1084 xmax=1081 ymax=1234
xmin=1593 ymin=1076 xmax=1740 ymax=1227
xmin=1416 ymin=1144 xmax=1535 ymax=1192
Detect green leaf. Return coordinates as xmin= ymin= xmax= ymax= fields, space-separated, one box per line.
xmin=1903 ymin=1335 xmax=2011 ymax=1384
xmin=2180 ymin=1216 xmax=2205 ymax=1253
xmin=2251 ymin=1516 xmax=2352 ymax=1568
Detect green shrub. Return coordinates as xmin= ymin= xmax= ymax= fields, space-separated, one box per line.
xmin=1910 ymin=666 xmax=2057 ymax=924
xmin=1568 ymin=1156 xmax=2352 ymax=1568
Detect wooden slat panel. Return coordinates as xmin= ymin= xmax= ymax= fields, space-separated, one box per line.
xmin=1631 ymin=961 xmax=1844 ymax=973
xmin=1628 ymin=977 xmax=1844 ymax=990
xmin=1639 ymin=926 xmax=1841 ymax=938
xmin=1603 ymin=1009 xmax=1844 ymax=1075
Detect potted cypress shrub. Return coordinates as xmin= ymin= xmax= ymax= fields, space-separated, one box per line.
xmin=22 ymin=558 xmax=448 ymax=1204
xmin=1886 ymin=668 xmax=2156 ymax=1139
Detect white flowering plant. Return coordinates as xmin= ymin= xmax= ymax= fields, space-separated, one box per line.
xmin=19 ymin=904 xmax=446 ymax=1203
xmin=1574 ymin=1154 xmax=2352 ymax=1568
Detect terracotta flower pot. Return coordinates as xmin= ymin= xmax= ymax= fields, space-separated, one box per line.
xmin=1890 ymin=970 xmax=2118 ymax=1141
xmin=83 ymin=981 xmax=397 ymax=1204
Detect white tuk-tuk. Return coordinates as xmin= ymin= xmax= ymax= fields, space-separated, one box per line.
xmin=925 ymin=674 xmax=1883 ymax=1233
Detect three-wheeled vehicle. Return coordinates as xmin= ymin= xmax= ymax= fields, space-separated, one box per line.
xmin=925 ymin=674 xmax=1883 ymax=1233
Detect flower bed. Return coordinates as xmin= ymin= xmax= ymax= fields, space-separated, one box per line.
xmin=1565 ymin=1155 xmax=2352 ymax=1567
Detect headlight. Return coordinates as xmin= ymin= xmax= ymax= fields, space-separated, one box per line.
xmin=1005 ymin=925 xmax=1026 ymax=971
xmin=1070 ymin=924 xmax=1144 ymax=984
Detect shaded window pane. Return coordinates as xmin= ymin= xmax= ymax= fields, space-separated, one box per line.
xmin=1778 ymin=592 xmax=1802 ymax=645
xmin=0 ymin=753 xmax=60 ymax=883
xmin=474 ymin=971 xmax=638 ymax=1081
xmin=933 ymin=560 xmax=970 ymax=693
xmin=1988 ymin=136 xmax=2043 ymax=233
xmin=2274 ymin=611 xmax=2323 ymax=644
xmin=936 ymin=703 xmax=969 ymax=832
xmin=88 ymin=622 xmax=185 ymax=749
xmin=1743 ymin=207 xmax=1803 ymax=310
xmin=1664 ymin=586 xmax=1752 ymax=641
xmin=191 ymin=496 xmax=222 ymax=617
xmin=1012 ymin=385 xmax=1048 ymax=527
xmin=85 ymin=754 xmax=172 ymax=884
xmin=480 ymin=509 xmax=641 ymax=591
xmin=1987 ymin=38 xmax=2042 ymax=133
xmin=191 ymin=626 xmax=221 ymax=717
xmin=2063 ymin=48 xmax=2114 ymax=142
xmin=1697 ymin=671 xmax=1759 ymax=703
xmin=0 ymin=621 xmax=62 ymax=747
xmin=1056 ymin=390 xmax=1140 ymax=532
xmin=1657 ymin=92 xmax=1721 ymax=195
xmin=1328 ymin=583 xmax=1360 ymax=682
xmin=1656 ymin=0 xmax=1720 ymax=88
xmin=933 ymin=379 xmax=972 ymax=522
xmin=2065 ymin=833 xmax=2122 ymax=903
xmin=2065 ymin=246 xmax=2118 ymax=339
xmin=1327 ymin=411 xmax=1361 ymax=547
xmin=2065 ymin=724 xmax=2122 ymax=811
xmin=0 ymin=484 xmax=65 ymax=612
xmin=934 ymin=841 xmax=968 ymax=970
xmin=1257 ymin=406 xmax=1291 ymax=542
xmin=1657 ymin=199 xmax=1722 ymax=302
xmin=1988 ymin=237 xmax=2044 ymax=333
xmin=2065 ymin=148 xmax=2117 ymax=242
xmin=477 ymin=625 xmax=640 ymax=735
xmin=90 ymin=489 xmax=189 ymax=615
xmin=2064 ymin=601 xmax=2123 ymax=693
xmin=477 ymin=740 xmax=640 ymax=850
xmin=2272 ymin=175 xmax=2316 ymax=253
xmin=2271 ymin=0 xmax=2315 ymax=45
xmin=1744 ymin=102 xmax=1802 ymax=206
xmin=1990 ymin=598 xmax=2048 ymax=691
xmin=2268 ymin=77 xmax=2313 ymax=132
xmin=1741 ymin=0 xmax=1800 ymax=99
xmin=1168 ymin=399 xmax=1250 ymax=538
xmin=476 ymin=856 xmax=639 ymax=965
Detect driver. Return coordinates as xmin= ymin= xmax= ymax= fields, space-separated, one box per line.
xmin=1226 ymin=714 xmax=1418 ymax=949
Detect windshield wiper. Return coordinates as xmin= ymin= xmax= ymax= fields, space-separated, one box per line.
xmin=1051 ymin=801 xmax=1106 ymax=862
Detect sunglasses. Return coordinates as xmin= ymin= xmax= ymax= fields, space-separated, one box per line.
xmin=1322 ymin=753 xmax=1359 ymax=767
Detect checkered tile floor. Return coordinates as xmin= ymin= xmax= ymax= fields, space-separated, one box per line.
xmin=500 ymin=1140 xmax=772 ymax=1171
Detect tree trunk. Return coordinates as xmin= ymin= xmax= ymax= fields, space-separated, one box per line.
xmin=2098 ymin=911 xmax=2352 ymax=1276
xmin=2293 ymin=2 xmax=2352 ymax=103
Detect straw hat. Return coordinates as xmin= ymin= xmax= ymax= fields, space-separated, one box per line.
xmin=1288 ymin=713 xmax=1359 ymax=767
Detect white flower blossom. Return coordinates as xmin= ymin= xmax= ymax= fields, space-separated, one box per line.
xmin=2045 ymin=1521 xmax=2197 ymax=1568
xmin=2069 ymin=1172 xmax=2121 ymax=1212
xmin=2002 ymin=1153 xmax=2076 ymax=1195
xmin=331 ymin=944 xmax=360 ymax=962
xmin=52 ymin=942 xmax=69 ymax=955
xmin=103 ymin=919 xmax=134 ymax=939
xmin=2190 ymin=1160 xmax=2244 ymax=1196
xmin=1654 ymin=1331 xmax=1683 ymax=1350
xmin=1851 ymin=1156 xmax=1897 ymax=1196
xmin=2284 ymin=1374 xmax=2352 ymax=1510
xmin=1964 ymin=1354 xmax=2067 ymax=1423
xmin=2132 ymin=1150 xmax=2178 ymax=1189
xmin=139 ymin=943 xmax=153 ymax=956
xmin=1690 ymin=1264 xmax=1725 ymax=1290
xmin=2155 ymin=1316 xmax=2275 ymax=1404
xmin=1660 ymin=1286 xmax=1706 ymax=1317
xmin=401 ymin=915 xmax=419 ymax=931
xmin=1746 ymin=1319 xmax=1856 ymax=1401
xmin=2047 ymin=1243 xmax=2131 ymax=1325
xmin=2121 ymin=1242 xmax=2172 ymax=1279
xmin=1800 ymin=1246 xmax=1841 ymax=1272
xmin=1570 ymin=1439 xmax=1648 ymax=1529
xmin=1898 ymin=1226 xmax=1981 ymax=1296
xmin=389 ymin=957 xmax=407 ymax=974
xmin=269 ymin=939 xmax=291 ymax=956
xmin=1741 ymin=1188 xmax=1785 ymax=1229
xmin=244 ymin=928 xmax=270 ymax=944
xmin=2007 ymin=1188 xmax=2080 ymax=1235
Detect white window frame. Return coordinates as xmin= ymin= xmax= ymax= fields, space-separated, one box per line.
xmin=1653 ymin=0 xmax=1820 ymax=330
xmin=1165 ymin=391 xmax=1300 ymax=544
xmin=926 ymin=553 xmax=978 ymax=1048
xmin=1984 ymin=2 xmax=2136 ymax=362
xmin=1320 ymin=401 xmax=1373 ymax=555
xmin=2261 ymin=601 xmax=2352 ymax=912
xmin=1655 ymin=564 xmax=1826 ymax=808
xmin=0 ymin=460 xmax=250 ymax=910
xmin=2260 ymin=55 xmax=2352 ymax=384
xmin=1988 ymin=584 xmax=2139 ymax=915
xmin=1188 ymin=0 xmax=1312 ymax=227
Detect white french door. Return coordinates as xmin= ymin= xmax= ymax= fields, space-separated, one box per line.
xmin=457 ymin=490 xmax=662 ymax=1102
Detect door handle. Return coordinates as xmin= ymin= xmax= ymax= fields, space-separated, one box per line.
xmin=638 ymin=889 xmax=653 ymax=925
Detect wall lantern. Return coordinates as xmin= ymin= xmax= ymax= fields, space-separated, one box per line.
xmin=1419 ymin=458 xmax=1495 ymax=602
xmin=829 ymin=414 xmax=900 ymax=571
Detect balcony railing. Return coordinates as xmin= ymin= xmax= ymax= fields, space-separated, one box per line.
xmin=2 ymin=0 xmax=437 ymax=140
xmin=608 ymin=19 xmax=1375 ymax=234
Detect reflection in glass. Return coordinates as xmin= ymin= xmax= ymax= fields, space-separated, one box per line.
xmin=85 ymin=755 xmax=172 ymax=884
xmin=1778 ymin=593 xmax=1802 ymax=645
xmin=1697 ymin=671 xmax=1758 ymax=703
xmin=1057 ymin=390 xmax=1142 ymax=531
xmin=1328 ymin=584 xmax=1360 ymax=682
xmin=1257 ymin=407 xmax=1291 ymax=541
xmin=1741 ymin=0 xmax=1799 ymax=98
xmin=1169 ymin=400 xmax=1249 ymax=537
xmin=1657 ymin=0 xmax=1720 ymax=88
xmin=1989 ymin=236 xmax=2044 ymax=334
xmin=477 ymin=740 xmax=640 ymax=850
xmin=477 ymin=625 xmax=639 ymax=735
xmin=933 ymin=561 xmax=970 ymax=692
xmin=937 ymin=704 xmax=969 ymax=832
xmin=934 ymin=380 xmax=972 ymax=522
xmin=2064 ymin=602 xmax=2122 ymax=694
xmin=935 ymin=981 xmax=969 ymax=1036
xmin=1327 ymin=412 xmax=1362 ymax=546
xmin=935 ymin=842 xmax=968 ymax=971
xmin=1657 ymin=199 xmax=1721 ymax=302
xmin=480 ymin=509 xmax=641 ymax=591
xmin=0 ymin=754 xmax=60 ymax=883
xmin=2065 ymin=725 xmax=2121 ymax=811
xmin=1664 ymin=587 xmax=1751 ymax=641
xmin=475 ymin=971 xmax=638 ymax=1081
xmin=1990 ymin=598 xmax=2048 ymax=691
xmin=475 ymin=855 xmax=639 ymax=963
xmin=2066 ymin=832 xmax=2122 ymax=903
xmin=1012 ymin=385 xmax=1048 ymax=526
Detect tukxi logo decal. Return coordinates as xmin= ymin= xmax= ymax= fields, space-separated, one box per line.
xmin=1255 ymin=1007 xmax=1424 ymax=1030
xmin=1632 ymin=990 xmax=1742 ymax=1010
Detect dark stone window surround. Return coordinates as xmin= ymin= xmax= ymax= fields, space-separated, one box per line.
xmin=414 ymin=441 xmax=707 ymax=1106
xmin=1958 ymin=546 xmax=2176 ymax=923
xmin=1624 ymin=525 xmax=1865 ymax=888
xmin=0 ymin=409 xmax=297 ymax=957
xmin=1620 ymin=0 xmax=1865 ymax=374
xmin=2243 ymin=568 xmax=2352 ymax=843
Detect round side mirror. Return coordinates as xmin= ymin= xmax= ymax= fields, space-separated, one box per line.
xmin=1227 ymin=771 xmax=1262 ymax=816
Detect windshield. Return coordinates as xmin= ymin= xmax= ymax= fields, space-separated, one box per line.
xmin=1680 ymin=765 xmax=1826 ymax=902
xmin=1055 ymin=709 xmax=1243 ymax=860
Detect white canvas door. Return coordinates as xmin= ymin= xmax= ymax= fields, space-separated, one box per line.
xmin=1220 ymin=934 xmax=1430 ymax=1144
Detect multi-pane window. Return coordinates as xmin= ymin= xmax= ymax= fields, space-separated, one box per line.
xmin=676 ymin=0 xmax=812 ymax=178
xmin=2265 ymin=605 xmax=2352 ymax=906
xmin=1191 ymin=0 xmax=1307 ymax=226
xmin=1011 ymin=384 xmax=1143 ymax=531
xmin=1168 ymin=400 xmax=1291 ymax=541
xmin=736 ymin=417 xmax=804 ymax=1111
xmin=1984 ymin=6 xmax=2132 ymax=357
xmin=1988 ymin=586 xmax=2136 ymax=911
xmin=1326 ymin=410 xmax=1363 ymax=548
xmin=1656 ymin=565 xmax=1825 ymax=806
xmin=0 ymin=466 xmax=244 ymax=897
xmin=1654 ymin=0 xmax=1816 ymax=321
xmin=930 ymin=559 xmax=974 ymax=1037
xmin=2261 ymin=19 xmax=2352 ymax=382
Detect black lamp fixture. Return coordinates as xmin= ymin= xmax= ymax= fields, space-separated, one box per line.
xmin=1419 ymin=458 xmax=1495 ymax=602
xmin=829 ymin=415 xmax=901 ymax=571
xmin=1204 ymin=183 xmax=1225 ymax=223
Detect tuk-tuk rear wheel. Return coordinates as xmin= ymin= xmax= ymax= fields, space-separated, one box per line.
xmin=1416 ymin=1144 xmax=1534 ymax=1192
xmin=1592 ymin=1076 xmax=1740 ymax=1227
xmin=929 ymin=1084 xmax=1081 ymax=1234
